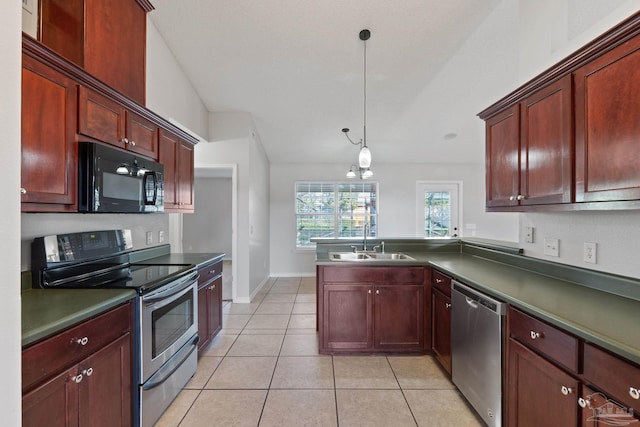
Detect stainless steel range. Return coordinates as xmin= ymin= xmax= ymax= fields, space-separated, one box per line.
xmin=31 ymin=229 xmax=198 ymax=427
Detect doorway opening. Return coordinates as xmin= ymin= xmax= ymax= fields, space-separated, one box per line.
xmin=182 ymin=164 xmax=237 ymax=301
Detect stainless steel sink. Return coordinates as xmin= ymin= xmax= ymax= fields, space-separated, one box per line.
xmin=328 ymin=252 xmax=415 ymax=261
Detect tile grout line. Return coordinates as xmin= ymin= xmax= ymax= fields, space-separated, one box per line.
xmin=385 ymin=355 xmax=420 ymax=427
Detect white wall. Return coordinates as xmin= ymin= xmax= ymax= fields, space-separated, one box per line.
xmin=513 ymin=0 xmax=640 ymax=278
xmin=183 ymin=177 xmax=233 ymax=255
xmin=3 ymin=0 xmax=23 ymax=424
xmin=146 ymin=18 xmax=209 ymax=140
xmin=196 ymin=112 xmax=270 ymax=301
xmin=270 ymin=162 xmax=519 ymax=275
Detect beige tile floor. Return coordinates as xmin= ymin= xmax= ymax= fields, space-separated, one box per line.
xmin=155 ymin=277 xmax=484 ymax=427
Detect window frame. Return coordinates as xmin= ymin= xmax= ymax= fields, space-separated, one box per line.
xmin=295 ymin=181 xmax=379 ymax=249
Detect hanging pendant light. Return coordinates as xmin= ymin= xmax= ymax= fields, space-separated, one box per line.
xmin=343 ymin=29 xmax=373 ymax=178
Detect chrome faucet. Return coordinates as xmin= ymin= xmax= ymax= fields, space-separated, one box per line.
xmin=363 ymin=222 xmax=369 ymax=252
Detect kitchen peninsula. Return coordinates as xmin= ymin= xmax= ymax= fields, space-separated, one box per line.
xmin=315 ymin=237 xmax=640 ymax=425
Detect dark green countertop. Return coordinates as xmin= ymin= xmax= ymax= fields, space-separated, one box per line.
xmin=22 ymin=252 xmax=224 ymax=347
xmin=316 ymin=247 xmax=640 ymax=365
xmin=424 ymin=253 xmax=640 ymax=365
xmin=22 ymin=288 xmax=136 ymax=347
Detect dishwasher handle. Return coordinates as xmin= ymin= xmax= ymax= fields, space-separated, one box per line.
xmin=452 ymin=280 xmax=506 ymax=315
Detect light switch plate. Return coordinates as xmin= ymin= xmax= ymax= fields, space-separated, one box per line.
xmin=146 ymin=231 xmax=153 ymax=245
xmin=544 ymin=238 xmax=559 ymax=257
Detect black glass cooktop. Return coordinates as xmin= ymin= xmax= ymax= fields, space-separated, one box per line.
xmin=42 ymin=263 xmax=194 ymax=293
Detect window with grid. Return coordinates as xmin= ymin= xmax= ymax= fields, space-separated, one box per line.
xmin=296 ymin=182 xmax=378 ymax=248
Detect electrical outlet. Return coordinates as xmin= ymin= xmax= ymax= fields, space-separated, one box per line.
xmin=584 ymin=242 xmax=597 ymax=264
xmin=525 ymin=227 xmax=534 ymax=244
xmin=543 ymin=238 xmax=559 ymax=257
xmin=158 ymin=230 xmax=165 ymax=243
xmin=146 ymin=231 xmax=153 ymax=245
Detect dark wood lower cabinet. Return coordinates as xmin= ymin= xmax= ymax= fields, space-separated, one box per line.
xmin=374 ymin=284 xmax=424 ymax=350
xmin=507 ymin=339 xmax=579 ymax=427
xmin=431 ymin=288 xmax=451 ymax=375
xmin=197 ymin=261 xmax=223 ymax=355
xmin=318 ymin=266 xmax=429 ymax=354
xmin=22 ymin=304 xmax=132 ymax=427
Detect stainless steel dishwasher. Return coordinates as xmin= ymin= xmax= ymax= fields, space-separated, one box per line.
xmin=451 ymin=280 xmax=506 ymax=427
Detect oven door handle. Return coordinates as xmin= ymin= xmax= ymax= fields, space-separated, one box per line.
xmin=142 ymin=334 xmax=199 ymax=391
xmin=142 ymin=272 xmax=198 ymax=304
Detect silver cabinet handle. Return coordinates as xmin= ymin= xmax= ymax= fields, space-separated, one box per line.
xmin=375 ymin=289 xmax=380 ymax=295
xmin=75 ymin=336 xmax=89 ymax=346
xmin=630 ymin=387 xmax=640 ymax=400
xmin=82 ymin=368 xmax=93 ymax=377
xmin=121 ymin=137 xmax=129 ymax=144
xmin=530 ymin=331 xmax=542 ymax=340
xmin=209 ymin=269 xmax=216 ymax=275
xmin=578 ymin=397 xmax=591 ymax=408
xmin=561 ymin=386 xmax=573 ymax=396
xmin=435 ymin=278 xmax=443 ymax=283
xmin=509 ymin=195 xmax=516 ymax=201
xmin=130 ymin=140 xmax=136 ymax=146
xmin=20 ymin=188 xmax=27 ymax=195
xmin=445 ymin=303 xmax=451 ymax=309
xmin=368 ymin=289 xmax=371 ymax=294
xmin=517 ymin=195 xmax=525 ymax=200
xmin=72 ymin=374 xmax=83 ymax=383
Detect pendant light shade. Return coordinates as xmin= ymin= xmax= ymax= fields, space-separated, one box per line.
xmin=358 ymin=145 xmax=371 ymax=168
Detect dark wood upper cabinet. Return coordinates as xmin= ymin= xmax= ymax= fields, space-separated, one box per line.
xmin=574 ymin=34 xmax=640 ymax=203
xmin=485 ymin=105 xmax=520 ymax=208
xmin=39 ymin=0 xmax=153 ymax=104
xmin=21 ymin=53 xmax=77 ymax=212
xmin=159 ymin=129 xmax=195 ymax=212
xmin=520 ymin=75 xmax=573 ymax=206
xmin=480 ymin=11 xmax=640 ymax=211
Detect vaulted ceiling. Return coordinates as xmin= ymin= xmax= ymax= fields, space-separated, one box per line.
xmin=149 ymin=0 xmax=503 ymax=165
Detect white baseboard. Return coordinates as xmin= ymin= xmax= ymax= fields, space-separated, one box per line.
xmin=270 ymin=272 xmax=316 ymax=278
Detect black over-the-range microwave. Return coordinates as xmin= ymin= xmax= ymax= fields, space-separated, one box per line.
xmin=78 ymin=142 xmax=164 ymax=213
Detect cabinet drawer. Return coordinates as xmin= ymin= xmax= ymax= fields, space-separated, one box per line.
xmin=508 ymin=307 xmax=579 ymax=372
xmin=431 ymin=270 xmax=451 ymax=296
xmin=322 ymin=266 xmax=425 ymax=284
xmin=584 ymin=343 xmax=640 ymax=412
xmin=198 ymin=260 xmax=223 ymax=285
xmin=22 ymin=303 xmax=131 ymax=393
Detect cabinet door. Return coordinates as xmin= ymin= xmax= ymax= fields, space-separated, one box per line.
xmin=581 ymin=385 xmax=640 ymax=426
xmin=22 ymin=367 xmax=80 ymax=427
xmin=197 ymin=283 xmax=212 ymax=354
xmin=159 ymin=129 xmax=179 ymax=208
xmin=177 ymin=140 xmax=195 ymax=211
xmin=431 ymin=288 xmax=451 ymax=375
xmin=78 ymin=86 xmax=126 ymax=148
xmin=125 ymin=111 xmax=159 ymax=159
xmin=322 ymin=284 xmax=373 ymax=351
xmin=78 ymin=334 xmax=132 ymax=427
xmin=574 ymin=34 xmax=640 ymax=203
xmin=84 ymin=0 xmax=146 ymax=104
xmin=209 ymin=277 xmax=223 ymax=338
xmin=374 ymin=284 xmax=424 ymax=351
xmin=520 ymin=75 xmax=573 ymax=205
xmin=507 ymin=339 xmax=579 ymax=427
xmin=21 ymin=54 xmax=77 ymax=211
xmin=485 ymin=104 xmax=520 ymax=208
